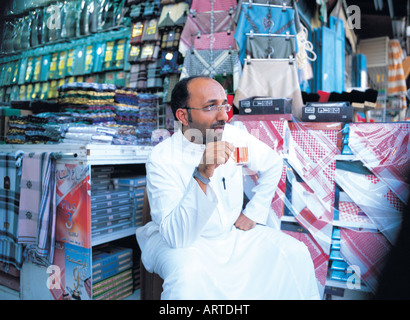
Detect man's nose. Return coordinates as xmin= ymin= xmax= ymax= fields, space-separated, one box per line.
xmin=216 ymin=107 xmax=229 ymax=121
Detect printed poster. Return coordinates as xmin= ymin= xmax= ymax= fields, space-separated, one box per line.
xmin=55 ymin=163 xmax=91 ymax=248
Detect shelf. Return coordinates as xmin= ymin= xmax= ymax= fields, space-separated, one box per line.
xmin=91 ymin=227 xmax=137 ymax=247
xmin=0 ymin=143 xmax=153 ymax=164
xmin=325 ymin=277 xmax=372 ymax=293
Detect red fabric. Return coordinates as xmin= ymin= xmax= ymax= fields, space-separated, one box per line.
xmin=317 ymin=90 xmax=330 ymax=102
xmin=340 ymin=228 xmax=392 ymax=293
xmin=349 ymin=123 xmax=410 ymax=203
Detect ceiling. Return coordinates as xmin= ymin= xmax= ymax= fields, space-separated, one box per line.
xmin=334 ymin=0 xmax=409 ymax=40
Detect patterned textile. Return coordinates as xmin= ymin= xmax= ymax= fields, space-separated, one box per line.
xmin=180 ymin=48 xmax=240 ymax=80
xmin=286 ymin=122 xmax=339 ymax=254
xmin=246 ymin=34 xmax=296 ymax=59
xmin=340 ymin=228 xmax=391 ymax=293
xmin=348 ymin=123 xmax=410 ymax=203
xmin=190 ymin=0 xmax=237 ymax=13
xmin=179 ymin=11 xmax=235 ymax=55
xmin=335 ymin=168 xmax=404 ymax=245
xmin=232 ymin=59 xmax=304 ymax=120
xmin=387 ymin=39 xmax=407 ymax=109
xmin=17 ymin=152 xmax=57 ymax=266
xmin=338 ymin=201 xmax=372 ymax=228
xmin=0 ymin=152 xmax=24 ymax=269
xmin=236 ymin=119 xmax=288 ymax=221
xmin=284 ymin=230 xmax=329 ymax=298
xmin=234 ymin=3 xmax=297 ymax=64
xmin=158 ymin=2 xmax=189 ymax=28
xmin=193 ymin=32 xmax=237 ymax=51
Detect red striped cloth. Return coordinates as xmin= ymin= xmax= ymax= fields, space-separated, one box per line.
xmin=387 ymin=39 xmax=407 ymax=108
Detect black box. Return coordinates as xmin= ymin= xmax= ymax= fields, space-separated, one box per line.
xmin=302 ymin=102 xmax=353 ymax=122
xmin=239 ymin=96 xmax=292 ymax=115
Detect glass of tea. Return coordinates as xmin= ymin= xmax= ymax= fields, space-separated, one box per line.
xmin=233 ymin=140 xmax=248 ymax=165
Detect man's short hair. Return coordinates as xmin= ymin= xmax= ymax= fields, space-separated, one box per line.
xmin=170 ymin=75 xmax=211 ymax=119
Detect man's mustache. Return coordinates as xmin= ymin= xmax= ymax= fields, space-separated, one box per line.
xmin=210 ymin=121 xmax=226 ymax=129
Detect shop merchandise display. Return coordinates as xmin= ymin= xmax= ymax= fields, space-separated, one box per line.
xmin=179 ymin=0 xmax=239 ymax=94
xmin=236 ymin=116 xmax=409 ymax=298
xmin=17 ymin=152 xmax=57 ymax=266
xmin=0 ymin=0 xmax=409 ymax=301
xmin=0 ymin=152 xmax=24 ymax=271
xmin=92 ymin=244 xmax=134 ymax=300
xmin=91 ymin=166 xmax=145 ymax=240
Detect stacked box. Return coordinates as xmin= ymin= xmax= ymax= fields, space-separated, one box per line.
xmin=92 ymin=245 xmax=134 ymax=300
xmin=91 ymin=189 xmax=134 ymax=238
xmin=327 ymin=228 xmax=368 ymax=294
xmin=113 ymin=176 xmax=146 ymax=227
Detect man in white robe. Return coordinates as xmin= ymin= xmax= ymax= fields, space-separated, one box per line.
xmin=136 ymin=76 xmax=320 ymax=299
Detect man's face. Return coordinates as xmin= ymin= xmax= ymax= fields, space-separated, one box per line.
xmin=184 ymin=78 xmax=229 ymax=144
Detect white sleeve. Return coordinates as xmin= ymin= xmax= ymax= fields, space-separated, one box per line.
xmin=240 ymin=130 xmax=283 ymax=225
xmin=146 ymin=158 xmax=218 ymax=248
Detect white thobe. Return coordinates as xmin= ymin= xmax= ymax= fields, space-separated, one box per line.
xmin=136 ymin=123 xmax=320 ymax=299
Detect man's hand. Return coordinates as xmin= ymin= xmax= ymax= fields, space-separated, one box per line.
xmin=197 ymin=141 xmax=234 ymax=179
xmin=234 ymin=213 xmax=256 ymax=231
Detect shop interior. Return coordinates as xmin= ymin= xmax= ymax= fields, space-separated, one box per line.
xmin=0 ymin=0 xmax=409 ymax=300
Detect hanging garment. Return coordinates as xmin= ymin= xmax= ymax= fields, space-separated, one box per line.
xmin=136 ymin=124 xmax=320 ymax=299
xmin=160 ymin=50 xmax=181 ymax=75
xmin=246 ymin=34 xmax=296 ymax=59
xmin=131 ymin=21 xmax=145 ymax=44
xmin=180 ymin=48 xmax=240 ymax=81
xmin=387 ymin=39 xmax=407 ymax=110
xmin=234 ymin=3 xmax=297 ymax=64
xmin=190 ymin=0 xmax=237 ymax=13
xmin=179 ymin=11 xmax=235 ymax=55
xmin=158 ymin=2 xmax=189 ymax=28
xmin=17 ymin=152 xmax=57 ymax=265
xmin=233 ymin=59 xmax=303 ymax=119
xmin=141 ymin=18 xmax=160 ymax=42
xmin=0 ymin=152 xmax=24 ymax=270
xmin=193 ymin=32 xmax=237 ymax=51
xmin=161 ymin=27 xmax=182 ymax=50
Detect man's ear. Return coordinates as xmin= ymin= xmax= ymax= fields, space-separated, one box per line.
xmin=176 ymin=108 xmax=189 ymax=126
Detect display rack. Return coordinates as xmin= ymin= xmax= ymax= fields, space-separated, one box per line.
xmin=0 ymin=142 xmax=152 ymax=300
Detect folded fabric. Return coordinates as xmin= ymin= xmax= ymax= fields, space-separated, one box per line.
xmin=284 ymin=230 xmax=329 ymax=298
xmin=340 ymin=228 xmax=391 ymax=293
xmin=335 ymin=168 xmax=404 ymax=245
xmin=348 ymin=123 xmax=410 ymax=203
